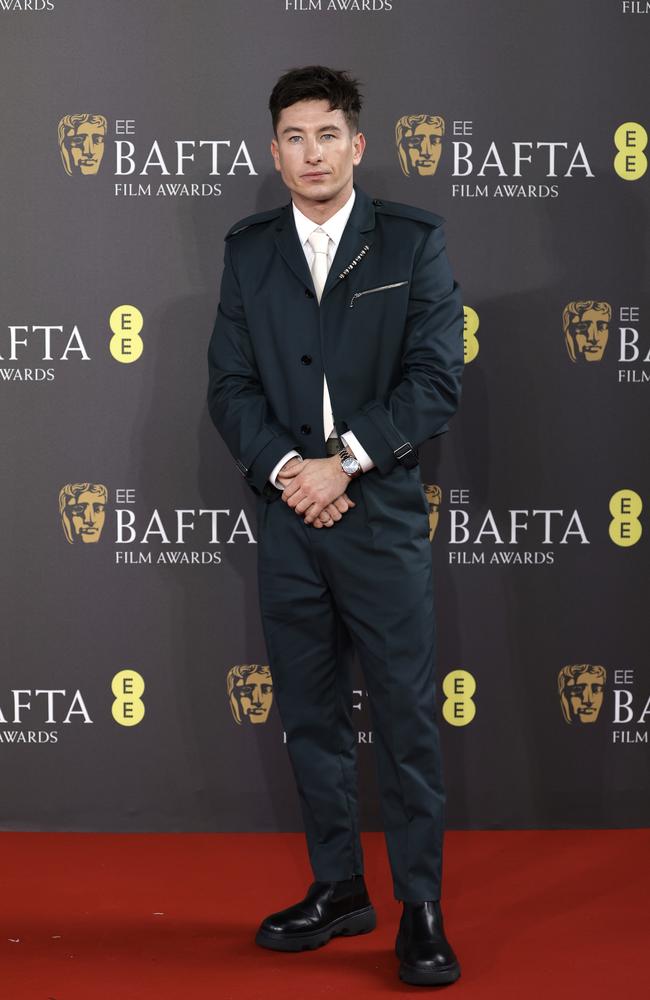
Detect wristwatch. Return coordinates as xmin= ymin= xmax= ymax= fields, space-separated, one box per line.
xmin=338 ymin=445 xmax=362 ymax=479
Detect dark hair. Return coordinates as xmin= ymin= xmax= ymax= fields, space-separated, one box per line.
xmin=269 ymin=65 xmax=363 ymax=136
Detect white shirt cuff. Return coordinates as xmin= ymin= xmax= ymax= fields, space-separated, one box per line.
xmin=269 ymin=449 xmax=302 ymax=488
xmin=340 ymin=432 xmax=375 ymax=473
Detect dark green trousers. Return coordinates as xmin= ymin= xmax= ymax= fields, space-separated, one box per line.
xmin=256 ymin=464 xmax=446 ymax=902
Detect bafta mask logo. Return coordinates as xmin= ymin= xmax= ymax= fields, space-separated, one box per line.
xmin=58 ymin=114 xmax=107 ymax=176
xmin=423 ymin=483 xmax=442 ymax=542
xmin=557 ymin=663 xmax=606 ymax=725
xmin=395 ymin=115 xmax=445 ymax=177
xmin=563 ymin=301 xmax=611 ymax=363
xmin=227 ymin=664 xmax=273 ymax=726
xmin=59 ymin=483 xmax=108 ymax=544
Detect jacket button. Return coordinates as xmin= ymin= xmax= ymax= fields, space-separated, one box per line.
xmin=301 ymin=354 xmax=312 ymax=365
xmin=373 ymin=198 xmax=383 ymax=206
xmin=300 ymin=424 xmax=311 ymax=435
xmin=305 ymin=288 xmax=314 ymax=298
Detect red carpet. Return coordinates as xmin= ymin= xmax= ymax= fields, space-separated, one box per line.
xmin=0 ymin=830 xmax=647 ymax=999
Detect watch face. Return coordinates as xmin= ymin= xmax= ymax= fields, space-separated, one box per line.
xmin=342 ymin=455 xmax=360 ymax=475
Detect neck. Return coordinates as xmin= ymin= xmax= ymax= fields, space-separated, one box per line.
xmin=291 ymin=179 xmax=354 ymax=225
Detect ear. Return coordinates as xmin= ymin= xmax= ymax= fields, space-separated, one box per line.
xmin=353 ymin=131 xmax=366 ymax=165
xmin=270 ymin=136 xmax=281 ymax=172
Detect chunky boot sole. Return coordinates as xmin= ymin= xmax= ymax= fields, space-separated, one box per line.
xmin=255 ymin=904 xmax=377 ymax=952
xmin=396 ymin=935 xmax=461 ymax=986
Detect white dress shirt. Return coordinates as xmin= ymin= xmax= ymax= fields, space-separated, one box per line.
xmin=268 ymin=187 xmax=375 ymax=489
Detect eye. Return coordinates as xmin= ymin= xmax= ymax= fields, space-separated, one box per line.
xmin=321 ymin=133 xmax=336 ymax=140
xmin=288 ymin=135 xmax=302 ymax=143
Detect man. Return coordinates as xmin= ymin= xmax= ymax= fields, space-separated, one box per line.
xmin=207 ymin=65 xmax=465 ymax=987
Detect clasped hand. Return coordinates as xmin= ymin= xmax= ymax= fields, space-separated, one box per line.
xmin=277 ymin=456 xmax=355 ymax=528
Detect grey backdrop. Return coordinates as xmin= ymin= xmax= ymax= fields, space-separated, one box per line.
xmin=1 ymin=0 xmax=648 ymax=832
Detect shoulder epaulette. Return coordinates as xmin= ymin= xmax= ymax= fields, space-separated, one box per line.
xmin=224 ymin=205 xmax=285 ymax=240
xmin=372 ymin=197 xmax=445 ymax=228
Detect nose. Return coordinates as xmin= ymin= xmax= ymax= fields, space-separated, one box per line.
xmin=85 ymin=507 xmax=96 ymax=525
xmin=83 ymin=136 xmax=94 ymax=157
xmin=304 ymin=138 xmax=323 ymax=163
xmin=587 ymin=323 xmax=598 ymax=341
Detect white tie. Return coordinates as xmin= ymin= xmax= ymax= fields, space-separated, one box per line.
xmin=307 ymin=228 xmax=337 ymax=442
xmin=307 ymin=227 xmax=330 ymax=302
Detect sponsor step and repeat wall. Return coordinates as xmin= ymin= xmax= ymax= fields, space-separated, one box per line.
xmin=1 ymin=1 xmax=648 ymax=832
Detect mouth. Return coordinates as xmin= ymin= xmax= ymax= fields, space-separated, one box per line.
xmin=302 ymin=172 xmax=329 ymax=179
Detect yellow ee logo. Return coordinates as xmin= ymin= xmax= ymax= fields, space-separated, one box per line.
xmin=609 ymin=489 xmax=642 ymax=547
xmin=463 ymin=306 xmax=479 ymax=363
xmin=442 ymin=669 xmax=476 ymax=726
xmin=109 ymin=305 xmax=144 ymax=363
xmin=613 ymin=122 xmax=647 ymax=181
xmin=111 ymin=669 xmax=145 ymax=726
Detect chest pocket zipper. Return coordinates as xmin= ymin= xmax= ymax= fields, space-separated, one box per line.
xmin=349 ymin=280 xmax=409 ymax=309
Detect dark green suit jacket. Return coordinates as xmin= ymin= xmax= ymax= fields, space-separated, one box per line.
xmin=207 ymin=182 xmax=464 ymax=502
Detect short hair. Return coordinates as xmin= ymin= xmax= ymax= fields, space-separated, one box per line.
xmin=269 ymin=65 xmax=363 ymax=136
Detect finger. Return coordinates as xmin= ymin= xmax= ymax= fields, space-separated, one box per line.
xmin=285 ymin=488 xmax=306 ymax=510
xmin=281 ymin=484 xmax=299 ymax=504
xmin=326 ymin=503 xmax=342 ymax=522
xmin=295 ymin=495 xmax=316 ymax=515
xmin=303 ymin=502 xmax=325 ymax=524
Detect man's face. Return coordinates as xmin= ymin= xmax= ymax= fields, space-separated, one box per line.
xmin=568 ymin=308 xmax=609 ymax=362
xmin=65 ymin=490 xmax=106 ymax=543
xmin=565 ymin=672 xmax=604 ymax=724
xmin=65 ymin=122 xmax=105 ymax=175
xmin=402 ymin=122 xmax=443 ymax=176
xmin=234 ymin=671 xmax=273 ymax=724
xmin=270 ymin=99 xmax=365 ymax=205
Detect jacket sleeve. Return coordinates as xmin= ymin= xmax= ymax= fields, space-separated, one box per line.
xmin=341 ymin=222 xmax=464 ymax=475
xmin=206 ymin=239 xmax=302 ymax=497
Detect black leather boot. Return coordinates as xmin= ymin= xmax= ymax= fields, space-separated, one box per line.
xmin=395 ymin=900 xmax=461 ymax=985
xmin=255 ymin=874 xmax=376 ymax=952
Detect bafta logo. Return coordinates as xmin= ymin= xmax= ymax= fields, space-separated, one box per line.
xmin=58 ymin=114 xmax=107 ymax=176
xmin=59 ymin=483 xmax=108 ymax=544
xmin=395 ymin=115 xmax=445 ymax=177
xmin=563 ymin=301 xmax=611 ymax=363
xmin=423 ymin=483 xmax=442 ymax=542
xmin=557 ymin=663 xmax=606 ymax=725
xmin=227 ymin=664 xmax=273 ymax=726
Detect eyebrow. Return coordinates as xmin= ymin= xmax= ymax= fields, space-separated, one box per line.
xmin=280 ymin=124 xmax=343 ymax=135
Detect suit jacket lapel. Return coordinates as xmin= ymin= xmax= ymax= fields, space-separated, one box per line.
xmin=273 ymin=202 xmax=315 ymax=292
xmin=273 ymin=183 xmax=377 ymax=299
xmin=321 ymin=183 xmax=376 ymax=301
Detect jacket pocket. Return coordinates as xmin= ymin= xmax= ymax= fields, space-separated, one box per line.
xmin=349 ymin=280 xmax=409 ymax=308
